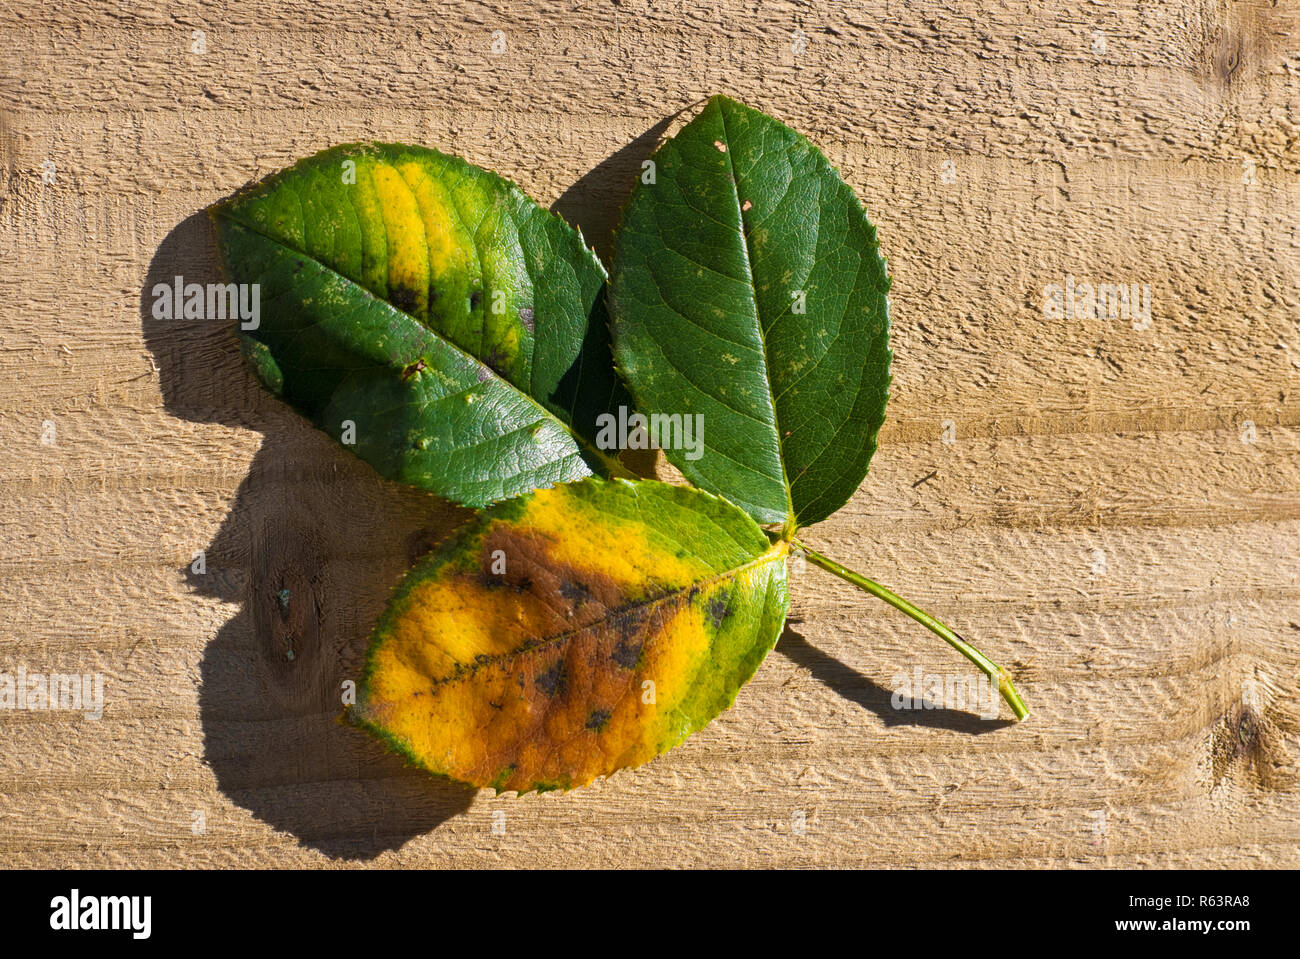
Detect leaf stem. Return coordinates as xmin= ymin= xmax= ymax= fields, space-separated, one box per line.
xmin=592 ymin=447 xmax=638 ymax=480
xmin=791 ymin=539 xmax=1029 ymax=721
xmin=572 ymin=434 xmax=637 ymax=480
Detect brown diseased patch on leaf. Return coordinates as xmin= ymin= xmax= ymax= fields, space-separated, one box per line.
xmin=389 ymin=284 xmax=420 ymax=314
xmin=353 ymin=483 xmax=788 ymax=794
xmin=536 ymin=660 xmax=566 ymax=697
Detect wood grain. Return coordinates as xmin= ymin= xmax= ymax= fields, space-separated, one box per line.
xmin=0 ymin=0 xmax=1296 ymax=866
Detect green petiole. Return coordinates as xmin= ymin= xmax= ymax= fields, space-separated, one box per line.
xmin=791 ymin=539 xmax=1029 ymax=721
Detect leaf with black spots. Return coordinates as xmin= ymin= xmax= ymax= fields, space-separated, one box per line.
xmin=351 ymin=477 xmax=789 ymax=793
xmin=212 ymin=142 xmax=630 ymax=507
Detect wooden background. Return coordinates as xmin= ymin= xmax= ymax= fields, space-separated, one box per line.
xmin=1 ymin=0 xmax=1297 ymax=867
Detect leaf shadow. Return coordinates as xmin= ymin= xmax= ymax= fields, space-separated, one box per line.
xmin=142 ymin=211 xmax=477 ymax=860
xmin=550 ymin=113 xmax=681 ymax=480
xmin=775 ymin=625 xmax=1015 ymax=733
xmin=551 ymin=113 xmax=679 ymax=264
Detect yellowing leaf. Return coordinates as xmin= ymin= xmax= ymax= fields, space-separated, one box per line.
xmin=352 ymin=478 xmax=790 ymax=793
xmin=211 ymin=142 xmax=630 ymax=508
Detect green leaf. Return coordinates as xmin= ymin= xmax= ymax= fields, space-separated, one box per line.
xmin=609 ymin=95 xmax=892 ymax=529
xmin=211 ymin=142 xmax=629 ymax=507
xmin=352 ymin=477 xmax=789 ymax=793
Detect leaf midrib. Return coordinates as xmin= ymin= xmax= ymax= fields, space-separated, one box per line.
xmin=386 ymin=539 xmax=789 ymax=695
xmin=715 ymin=101 xmax=797 ymax=530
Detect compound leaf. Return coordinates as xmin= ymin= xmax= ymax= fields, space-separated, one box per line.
xmin=609 ymin=95 xmax=892 ymax=529
xmin=212 ymin=142 xmax=628 ymax=507
xmin=352 ymin=477 xmax=789 ymax=793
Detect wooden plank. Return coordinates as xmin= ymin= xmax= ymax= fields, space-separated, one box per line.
xmin=0 ymin=0 xmax=1296 ymax=866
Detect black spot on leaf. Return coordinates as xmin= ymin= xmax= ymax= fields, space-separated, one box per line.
xmin=536 ymin=661 xmax=566 ymax=697
xmin=390 ymin=285 xmax=419 ymax=313
xmin=559 ymin=580 xmax=591 ymax=606
xmin=611 ymin=638 xmax=642 ymax=669
xmin=707 ymin=593 xmax=732 ymax=629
